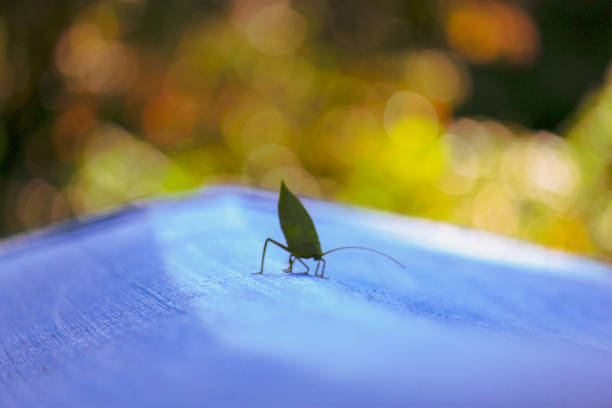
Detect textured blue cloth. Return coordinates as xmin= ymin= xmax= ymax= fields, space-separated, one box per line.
xmin=1 ymin=186 xmax=611 ymax=407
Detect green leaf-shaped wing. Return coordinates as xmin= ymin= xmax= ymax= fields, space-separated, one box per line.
xmin=278 ymin=180 xmax=322 ymax=257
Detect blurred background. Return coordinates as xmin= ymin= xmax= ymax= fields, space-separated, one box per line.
xmin=0 ymin=0 xmax=611 ymax=260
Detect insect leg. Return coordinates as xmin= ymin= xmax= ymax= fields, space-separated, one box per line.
xmin=254 ymin=238 xmax=292 ymax=275
xmin=294 ymin=257 xmax=310 ymax=274
xmin=314 ymin=260 xmax=320 ymax=276
xmin=319 ymin=258 xmax=328 ymax=279
xmin=283 ymin=255 xmax=295 ymax=273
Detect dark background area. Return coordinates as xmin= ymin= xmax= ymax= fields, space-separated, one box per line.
xmin=1 ymin=0 xmax=611 ymax=258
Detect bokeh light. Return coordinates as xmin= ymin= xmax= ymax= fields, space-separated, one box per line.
xmin=1 ymin=0 xmax=612 ymax=263
xmin=446 ymin=1 xmax=539 ymax=64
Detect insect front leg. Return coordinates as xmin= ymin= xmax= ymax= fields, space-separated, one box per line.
xmin=254 ymin=238 xmax=291 ymax=275
xmin=317 ymin=258 xmax=328 ymax=279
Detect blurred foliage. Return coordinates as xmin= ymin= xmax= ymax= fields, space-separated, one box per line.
xmin=0 ymin=0 xmax=611 ymax=261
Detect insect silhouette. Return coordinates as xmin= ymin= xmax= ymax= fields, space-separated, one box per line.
xmin=254 ymin=180 xmax=405 ymax=278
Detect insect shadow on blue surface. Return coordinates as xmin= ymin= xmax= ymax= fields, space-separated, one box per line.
xmin=254 ymin=180 xmax=405 ymax=278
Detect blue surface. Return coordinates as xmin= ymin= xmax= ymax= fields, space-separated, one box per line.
xmin=1 ymin=186 xmax=611 ymax=407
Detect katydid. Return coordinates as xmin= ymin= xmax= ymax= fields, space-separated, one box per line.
xmin=254 ymin=180 xmax=405 ymax=278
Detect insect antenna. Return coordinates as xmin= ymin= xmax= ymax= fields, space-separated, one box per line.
xmin=321 ymin=246 xmax=405 ymax=268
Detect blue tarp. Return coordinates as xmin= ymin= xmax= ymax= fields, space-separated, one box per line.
xmin=1 ymin=186 xmax=611 ymax=407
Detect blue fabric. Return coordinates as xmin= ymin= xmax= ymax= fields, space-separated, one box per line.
xmin=1 ymin=186 xmax=611 ymax=407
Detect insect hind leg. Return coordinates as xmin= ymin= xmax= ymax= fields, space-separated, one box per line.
xmin=283 ymin=255 xmax=296 ymax=273
xmin=254 ymin=238 xmax=291 ymax=275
